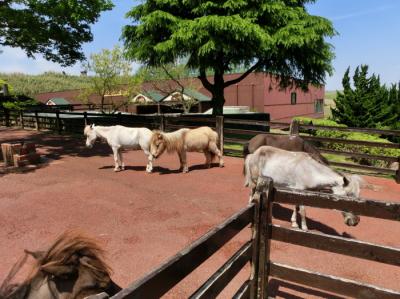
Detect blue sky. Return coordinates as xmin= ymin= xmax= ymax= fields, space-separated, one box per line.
xmin=1 ymin=0 xmax=399 ymax=91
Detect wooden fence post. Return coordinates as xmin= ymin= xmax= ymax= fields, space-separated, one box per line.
xmin=117 ymin=112 xmax=122 ymax=124
xmin=19 ymin=110 xmax=24 ymax=129
xmin=55 ymin=110 xmax=61 ymax=134
xmin=249 ymin=176 xmax=274 ymax=299
xmin=84 ymin=112 xmax=88 ymax=126
xmin=256 ymin=176 xmax=274 ymax=299
xmin=216 ymin=116 xmax=224 ymax=151
xmin=159 ymin=114 xmax=165 ymax=131
xmin=396 ymin=157 xmax=400 ymax=184
xmin=249 ymin=187 xmax=262 ymax=299
xmin=34 ymin=111 xmax=39 ymax=130
xmin=290 ymin=119 xmax=300 ymax=136
xmin=4 ymin=109 xmax=10 ymax=127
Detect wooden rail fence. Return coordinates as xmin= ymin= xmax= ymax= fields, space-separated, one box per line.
xmin=1 ymin=109 xmax=399 ymax=181
xmin=0 ymin=109 xmax=270 ymax=153
xmin=88 ymin=177 xmax=400 ymax=299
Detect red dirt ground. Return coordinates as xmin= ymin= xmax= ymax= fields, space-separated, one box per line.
xmin=0 ymin=128 xmax=399 ymax=298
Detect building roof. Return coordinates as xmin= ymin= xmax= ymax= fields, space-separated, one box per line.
xmin=162 ymin=88 xmax=211 ymax=103
xmin=47 ymin=97 xmax=71 ymax=105
xmin=182 ymin=88 xmax=211 ymax=102
xmin=142 ymin=90 xmax=166 ymax=102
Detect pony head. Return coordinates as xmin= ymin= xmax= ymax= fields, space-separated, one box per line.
xmin=0 ymin=230 xmax=120 ymax=299
xmin=150 ymin=131 xmax=167 ymax=159
xmin=84 ymin=124 xmax=97 ymax=148
xmin=333 ymin=174 xmax=363 ymax=227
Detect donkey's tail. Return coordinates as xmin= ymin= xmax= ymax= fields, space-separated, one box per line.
xmin=243 ymin=142 xmax=250 ymax=159
xmin=303 ymin=141 xmax=329 ymax=165
xmin=244 ymin=154 xmax=253 ymax=187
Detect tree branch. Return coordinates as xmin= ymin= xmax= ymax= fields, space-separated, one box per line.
xmin=161 ymin=65 xmax=185 ymax=92
xmin=224 ymin=60 xmax=264 ymax=87
xmin=197 ymin=67 xmax=214 ymax=92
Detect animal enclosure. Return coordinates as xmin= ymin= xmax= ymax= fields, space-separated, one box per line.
xmin=89 ymin=177 xmax=400 ymax=299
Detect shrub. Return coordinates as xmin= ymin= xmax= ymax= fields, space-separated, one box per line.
xmin=294 ymin=117 xmax=400 ymax=167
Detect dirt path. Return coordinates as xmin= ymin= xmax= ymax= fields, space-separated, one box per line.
xmin=1 ymin=128 xmax=399 ymax=298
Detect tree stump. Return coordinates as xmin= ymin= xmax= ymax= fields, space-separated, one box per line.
xmin=1 ymin=143 xmax=22 ymax=166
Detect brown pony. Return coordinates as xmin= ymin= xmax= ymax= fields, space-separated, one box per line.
xmin=0 ymin=230 xmax=121 ymax=299
xmin=243 ymin=134 xmax=328 ymax=165
xmin=149 ymin=127 xmax=224 ymax=173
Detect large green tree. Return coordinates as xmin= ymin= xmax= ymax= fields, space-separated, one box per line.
xmin=332 ymin=65 xmax=398 ymax=128
xmin=123 ymin=0 xmax=335 ymax=115
xmin=0 ymin=0 xmax=113 ymax=66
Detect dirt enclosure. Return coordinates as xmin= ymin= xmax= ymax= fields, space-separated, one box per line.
xmin=0 ymin=127 xmax=399 ymax=298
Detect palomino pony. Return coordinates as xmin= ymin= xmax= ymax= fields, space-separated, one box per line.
xmin=244 ymin=146 xmax=361 ymax=231
xmin=149 ymin=127 xmax=224 ymax=173
xmin=84 ymin=124 xmax=154 ymax=172
xmin=243 ymin=134 xmax=329 ymax=165
xmin=0 ymin=230 xmax=121 ymax=299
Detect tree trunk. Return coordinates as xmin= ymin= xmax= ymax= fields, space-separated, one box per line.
xmin=211 ymin=71 xmax=225 ymax=116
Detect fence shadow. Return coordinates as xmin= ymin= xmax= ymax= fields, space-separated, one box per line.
xmin=268 ymin=279 xmax=346 ymax=299
xmin=0 ymin=129 xmax=111 ymax=176
xmin=272 ymin=203 xmax=354 ymax=238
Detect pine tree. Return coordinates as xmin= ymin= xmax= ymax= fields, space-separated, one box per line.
xmin=332 ymin=65 xmax=398 ymax=128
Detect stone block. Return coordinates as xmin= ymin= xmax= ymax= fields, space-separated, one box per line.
xmin=13 ymin=153 xmax=41 ymax=167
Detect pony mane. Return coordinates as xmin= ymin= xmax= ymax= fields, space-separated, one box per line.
xmin=39 ymin=229 xmax=111 ymax=273
xmin=1 ymin=230 xmax=111 ymax=298
xmin=153 ymin=129 xmax=188 ymax=153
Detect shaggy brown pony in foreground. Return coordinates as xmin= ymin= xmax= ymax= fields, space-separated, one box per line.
xmin=150 ymin=126 xmax=224 ymax=173
xmin=0 ymin=230 xmax=121 ymax=299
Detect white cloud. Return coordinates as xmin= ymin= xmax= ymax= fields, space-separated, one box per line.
xmin=0 ymin=46 xmax=141 ymax=75
xmin=0 ymin=46 xmax=82 ymax=74
xmin=331 ymin=5 xmax=394 ymax=21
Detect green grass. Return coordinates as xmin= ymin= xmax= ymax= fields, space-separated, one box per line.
xmin=325 ymin=90 xmax=339 ymax=100
xmin=0 ymin=72 xmax=93 ymax=97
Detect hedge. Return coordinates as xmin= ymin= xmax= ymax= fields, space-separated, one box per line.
xmin=294 ymin=117 xmax=400 ymax=167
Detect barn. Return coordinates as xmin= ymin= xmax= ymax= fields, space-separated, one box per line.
xmin=34 ymin=72 xmax=324 ymax=120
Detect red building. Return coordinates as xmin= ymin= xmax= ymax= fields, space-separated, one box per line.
xmin=197 ymin=72 xmax=325 ymax=121
xmin=34 ymin=72 xmax=324 ymax=121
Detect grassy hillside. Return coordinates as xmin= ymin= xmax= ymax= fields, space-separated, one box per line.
xmin=325 ymin=90 xmax=338 ymax=100
xmin=0 ymin=72 xmax=92 ymax=97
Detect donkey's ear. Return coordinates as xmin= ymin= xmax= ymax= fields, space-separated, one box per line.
xmin=25 ymin=249 xmax=46 ymax=261
xmin=40 ymin=262 xmax=76 ymax=277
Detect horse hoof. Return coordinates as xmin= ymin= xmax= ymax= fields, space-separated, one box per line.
xmin=114 ymin=169 xmax=120 ymax=172
xmin=291 ymin=223 xmax=299 ymax=229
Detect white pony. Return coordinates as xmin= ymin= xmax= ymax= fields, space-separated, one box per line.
xmin=244 ymin=146 xmax=361 ymax=231
xmin=84 ymin=124 xmax=154 ymax=172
